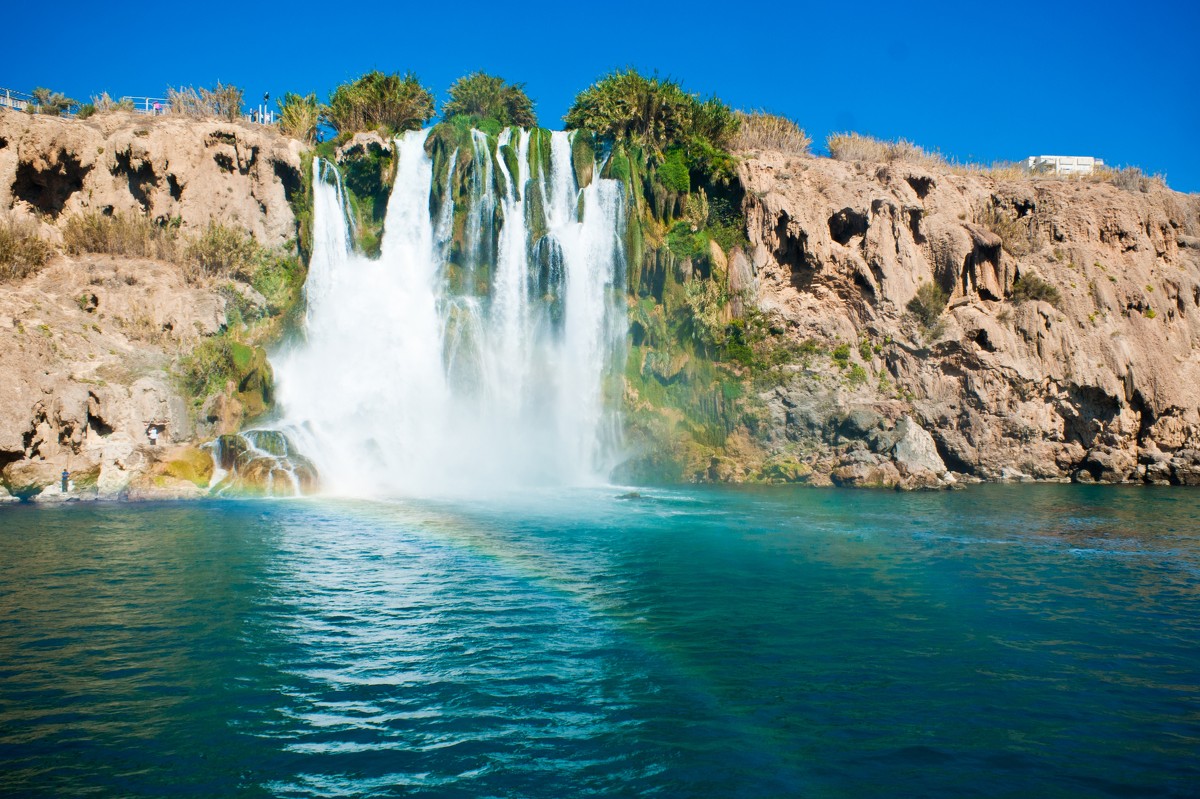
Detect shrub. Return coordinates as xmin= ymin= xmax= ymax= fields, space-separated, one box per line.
xmin=179 ymin=336 xmax=236 ymax=398
xmin=907 ymin=281 xmax=949 ymax=328
xmin=847 ymin=363 xmax=869 ymax=386
xmin=168 ymin=83 xmax=244 ymax=121
xmin=443 ymin=72 xmax=536 ymax=127
xmin=324 ymin=71 xmax=435 ymax=136
xmin=276 ymin=93 xmax=319 ymax=144
xmin=827 ymin=132 xmax=943 ymax=166
xmin=659 ymin=148 xmax=690 ymax=194
xmin=1105 ymin=166 xmax=1166 ymax=193
xmin=0 ymin=216 xmax=54 ymax=282
xmin=76 ymin=103 xmax=96 ymax=120
xmin=1009 ymin=273 xmax=1060 ymax=306
xmin=732 ymin=111 xmax=811 ymax=154
xmin=831 ymin=343 xmax=851 ymax=369
xmin=62 ymin=212 xmax=180 ymax=260
xmin=979 ymin=205 xmax=1034 ymax=257
xmin=185 ymin=221 xmax=259 ymax=282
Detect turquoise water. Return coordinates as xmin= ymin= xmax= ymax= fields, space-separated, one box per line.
xmin=1 ymin=485 xmax=1198 ymax=797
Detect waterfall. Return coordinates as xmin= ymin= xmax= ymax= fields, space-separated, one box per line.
xmin=272 ymin=128 xmax=626 ymax=496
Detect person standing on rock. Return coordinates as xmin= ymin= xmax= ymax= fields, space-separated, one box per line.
xmin=61 ymin=469 xmax=69 ymax=493
xmin=148 ymin=425 xmax=158 ymax=446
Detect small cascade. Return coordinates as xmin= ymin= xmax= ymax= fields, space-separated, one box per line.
xmin=208 ymin=430 xmax=318 ymax=497
xmin=271 ymin=127 xmax=626 ymax=496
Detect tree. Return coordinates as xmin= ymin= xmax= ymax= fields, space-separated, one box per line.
xmin=30 ymin=87 xmax=77 ymax=117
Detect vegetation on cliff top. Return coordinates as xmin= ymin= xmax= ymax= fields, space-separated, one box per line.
xmin=443 ymin=72 xmax=536 ymax=128
xmin=324 ymin=72 xmax=435 ymax=137
xmin=565 ymin=68 xmax=739 ymax=183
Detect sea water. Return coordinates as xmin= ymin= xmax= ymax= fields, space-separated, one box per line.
xmin=1 ymin=484 xmax=1198 ymax=797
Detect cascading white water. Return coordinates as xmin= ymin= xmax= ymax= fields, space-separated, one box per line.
xmin=273 ymin=129 xmax=625 ymax=496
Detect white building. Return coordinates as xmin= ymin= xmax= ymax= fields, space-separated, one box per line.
xmin=1025 ymin=155 xmax=1105 ymax=176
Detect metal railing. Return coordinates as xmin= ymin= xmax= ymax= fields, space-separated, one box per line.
xmin=0 ymin=88 xmax=34 ymax=112
xmin=1 ymin=87 xmax=276 ymax=125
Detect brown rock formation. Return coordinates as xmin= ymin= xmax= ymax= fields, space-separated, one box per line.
xmin=0 ymin=111 xmax=303 ymax=244
xmin=0 ymin=112 xmax=304 ymax=500
xmin=738 ymin=152 xmax=1200 ymax=485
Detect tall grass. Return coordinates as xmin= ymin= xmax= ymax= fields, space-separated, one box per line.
xmin=62 ymin=212 xmax=181 ymax=261
xmin=90 ymin=92 xmax=136 ymax=114
xmin=0 ymin=216 xmax=54 ymax=282
xmin=168 ymin=83 xmax=244 ymax=121
xmin=62 ymin=212 xmax=264 ymax=285
xmin=827 ymin=132 xmax=944 ymax=166
xmin=732 ymin=111 xmax=811 ymax=155
xmin=276 ymin=93 xmax=320 ymax=144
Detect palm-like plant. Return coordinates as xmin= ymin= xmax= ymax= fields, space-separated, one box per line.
xmin=324 ymin=72 xmax=435 ymax=136
xmin=564 ymin=69 xmax=738 ymax=166
xmin=277 ymin=93 xmax=320 ymax=144
xmin=442 ymin=72 xmax=537 ymax=128
xmin=564 ymin=69 xmax=694 ymax=159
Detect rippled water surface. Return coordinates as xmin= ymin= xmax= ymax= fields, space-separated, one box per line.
xmin=1 ymin=485 xmax=1198 ymax=797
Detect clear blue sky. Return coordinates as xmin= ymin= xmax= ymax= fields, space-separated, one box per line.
xmin=9 ymin=0 xmax=1199 ymax=191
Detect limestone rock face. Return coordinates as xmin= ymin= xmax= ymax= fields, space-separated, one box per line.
xmin=0 ymin=113 xmax=307 ymax=501
xmin=0 ymin=112 xmax=303 ymax=245
xmin=0 ymin=255 xmax=223 ymax=499
xmin=738 ymin=151 xmax=1200 ymax=485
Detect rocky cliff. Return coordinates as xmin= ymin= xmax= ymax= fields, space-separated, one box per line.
xmin=725 ymin=152 xmax=1200 ymax=487
xmin=0 ymin=112 xmax=303 ymax=501
xmin=3 ymin=110 xmax=1199 ymax=500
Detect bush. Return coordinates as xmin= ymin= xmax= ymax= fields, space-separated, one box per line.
xmin=831 ymin=343 xmax=851 ymax=369
xmin=827 ymin=132 xmax=943 ymax=166
xmin=979 ymin=205 xmax=1034 ymax=257
xmin=659 ymin=148 xmax=690 ymax=194
xmin=185 ymin=221 xmax=259 ymax=282
xmin=1009 ymin=273 xmax=1060 ymax=306
xmin=76 ymin=103 xmax=96 ymax=120
xmin=179 ymin=336 xmax=236 ymax=398
xmin=907 ymin=281 xmax=948 ymax=328
xmin=1105 ymin=166 xmax=1166 ymax=193
xmin=443 ymin=72 xmax=536 ymax=127
xmin=277 ymin=93 xmax=319 ymax=144
xmin=168 ymin=83 xmax=244 ymax=121
xmin=0 ymin=216 xmax=54 ymax=282
xmin=732 ymin=111 xmax=811 ymax=154
xmin=324 ymin=71 xmax=435 ymax=136
xmin=62 ymin=212 xmax=180 ymax=261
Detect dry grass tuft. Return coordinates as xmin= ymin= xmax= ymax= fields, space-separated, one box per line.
xmin=0 ymin=216 xmax=54 ymax=282
xmin=63 ymin=212 xmax=181 ymax=261
xmin=1101 ymin=166 xmax=1166 ymax=193
xmin=167 ymin=83 xmax=244 ymax=121
xmin=62 ymin=212 xmax=261 ymax=284
xmin=978 ymin=205 xmax=1036 ymax=257
xmin=732 ymin=111 xmax=811 ymax=155
xmin=827 ymin=132 xmax=944 ymax=166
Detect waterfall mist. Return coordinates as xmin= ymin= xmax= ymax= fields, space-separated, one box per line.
xmin=273 ymin=129 xmax=626 ymax=496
